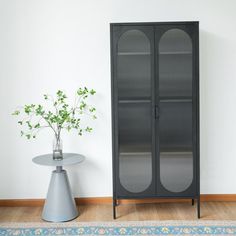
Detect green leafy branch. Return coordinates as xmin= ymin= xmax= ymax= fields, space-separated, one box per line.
xmin=12 ymin=88 xmax=97 ymax=139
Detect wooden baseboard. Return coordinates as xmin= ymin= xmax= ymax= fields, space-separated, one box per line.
xmin=0 ymin=199 xmax=45 ymax=207
xmin=200 ymin=194 xmax=236 ymax=202
xmin=75 ymin=197 xmax=112 ymax=205
xmin=0 ymin=195 xmax=236 ymax=207
xmin=0 ymin=197 xmax=112 ymax=207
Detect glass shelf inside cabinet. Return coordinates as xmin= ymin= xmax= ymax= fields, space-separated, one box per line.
xmin=160 ymin=97 xmax=192 ymax=103
xmin=159 ymin=51 xmax=192 ymax=55
xmin=118 ymin=52 xmax=150 ymax=56
xmin=118 ymin=98 xmax=151 ymax=104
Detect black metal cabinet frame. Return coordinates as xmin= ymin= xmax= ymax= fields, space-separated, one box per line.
xmin=110 ymin=21 xmax=200 ymax=219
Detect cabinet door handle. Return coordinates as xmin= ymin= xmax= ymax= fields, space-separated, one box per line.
xmin=155 ymin=106 xmax=159 ymax=119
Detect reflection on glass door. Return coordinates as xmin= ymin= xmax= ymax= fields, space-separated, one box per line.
xmin=159 ymin=29 xmax=193 ymax=193
xmin=117 ymin=30 xmax=152 ymax=193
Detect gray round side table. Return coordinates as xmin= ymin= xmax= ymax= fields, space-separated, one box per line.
xmin=32 ymin=153 xmax=85 ymax=222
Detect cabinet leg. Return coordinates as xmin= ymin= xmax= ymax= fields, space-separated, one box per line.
xmin=197 ymin=196 xmax=200 ymax=219
xmin=192 ymin=199 xmax=194 ymax=206
xmin=113 ymin=199 xmax=116 ymax=219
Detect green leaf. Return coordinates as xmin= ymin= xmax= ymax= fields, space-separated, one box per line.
xmin=24 ymin=105 xmax=32 ymax=114
xmin=34 ymin=123 xmax=40 ymax=128
xmin=79 ymin=101 xmax=86 ymax=110
xmin=78 ymin=129 xmax=83 ymax=136
xmin=62 ymin=104 xmax=69 ymax=109
xmin=57 ymin=90 xmax=63 ymax=97
xmin=90 ymin=89 xmax=96 ymax=95
xmin=18 ymin=121 xmax=23 ymax=125
xmin=12 ymin=110 xmax=20 ymax=115
xmin=26 ymin=134 xmax=31 ymax=139
xmin=77 ymin=88 xmax=84 ymax=96
xmin=89 ymin=107 xmax=96 ymax=113
xmin=77 ymin=87 xmax=89 ymax=96
xmin=35 ymin=105 xmax=44 ymax=116
xmin=26 ymin=121 xmax=33 ymax=129
xmin=85 ymin=127 xmax=93 ymax=132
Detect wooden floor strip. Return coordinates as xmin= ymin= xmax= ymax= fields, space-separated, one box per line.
xmin=1 ymin=202 xmax=236 ymax=221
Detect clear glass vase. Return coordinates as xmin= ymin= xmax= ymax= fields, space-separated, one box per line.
xmin=53 ymin=135 xmax=63 ymax=160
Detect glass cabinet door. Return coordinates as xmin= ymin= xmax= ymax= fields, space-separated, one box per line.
xmin=117 ymin=29 xmax=153 ymax=193
xmin=158 ymin=28 xmax=193 ymax=193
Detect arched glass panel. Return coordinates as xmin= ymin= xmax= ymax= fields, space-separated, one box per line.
xmin=159 ymin=29 xmax=193 ymax=193
xmin=117 ymin=30 xmax=152 ymax=193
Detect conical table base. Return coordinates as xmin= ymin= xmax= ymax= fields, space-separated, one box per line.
xmin=42 ymin=169 xmax=78 ymax=222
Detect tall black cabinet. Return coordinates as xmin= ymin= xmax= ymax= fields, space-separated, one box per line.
xmin=110 ymin=22 xmax=199 ymax=218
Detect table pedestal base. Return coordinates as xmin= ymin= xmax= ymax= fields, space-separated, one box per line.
xmin=42 ymin=169 xmax=78 ymax=222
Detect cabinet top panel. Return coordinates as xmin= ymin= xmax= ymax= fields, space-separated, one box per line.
xmin=110 ymin=21 xmax=199 ymax=26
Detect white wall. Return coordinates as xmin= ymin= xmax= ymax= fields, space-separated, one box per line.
xmin=0 ymin=0 xmax=236 ymax=199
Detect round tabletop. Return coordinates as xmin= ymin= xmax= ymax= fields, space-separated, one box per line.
xmin=32 ymin=153 xmax=85 ymax=167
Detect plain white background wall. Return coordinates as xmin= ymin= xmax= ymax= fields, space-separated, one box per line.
xmin=0 ymin=0 xmax=236 ymax=199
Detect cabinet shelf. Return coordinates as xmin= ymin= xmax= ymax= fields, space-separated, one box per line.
xmin=118 ymin=52 xmax=150 ymax=56
xmin=118 ymin=99 xmax=151 ymax=104
xmin=159 ymin=51 xmax=192 ymax=55
xmin=118 ymin=51 xmax=192 ymax=56
xmin=160 ymin=98 xmax=192 ymax=103
xmin=118 ymin=98 xmax=192 ymax=104
xmin=160 ymin=151 xmax=192 ymax=155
